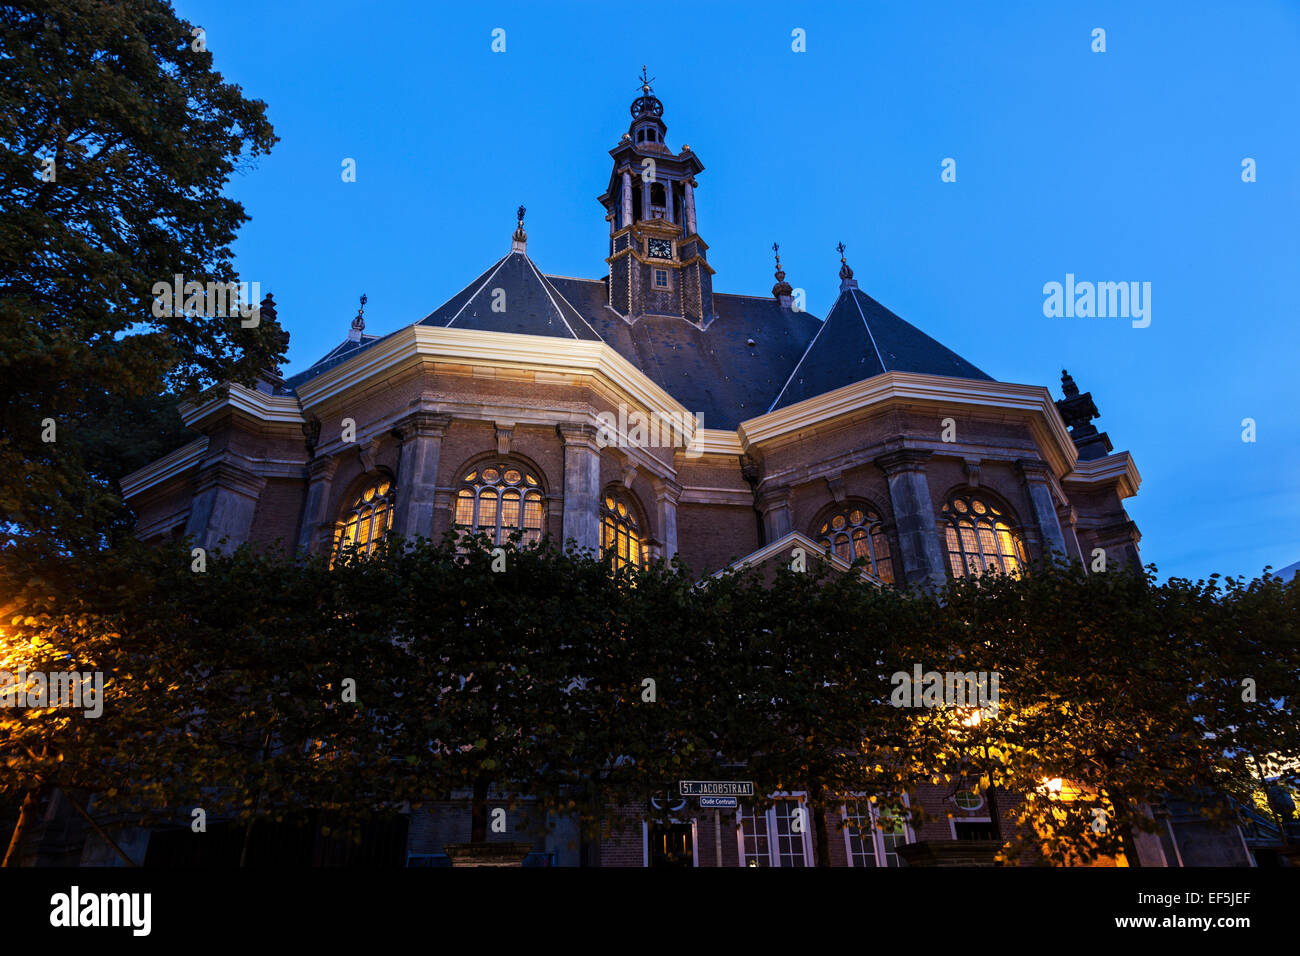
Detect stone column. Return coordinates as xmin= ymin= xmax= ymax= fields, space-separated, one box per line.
xmin=393 ymin=412 xmax=452 ymax=542
xmin=652 ymin=477 xmax=682 ymax=560
xmin=875 ymin=449 xmax=946 ymax=590
xmin=296 ymin=456 xmax=339 ymax=553
xmin=642 ymin=177 xmax=652 ymax=222
xmin=756 ymin=486 xmax=793 ymax=542
xmin=184 ymin=458 xmax=267 ymax=552
xmin=621 ymin=170 xmax=633 ymax=228
xmin=665 ymin=180 xmax=675 ymax=225
xmin=684 ymin=180 xmax=697 ymax=235
xmin=1017 ymin=459 xmax=1068 ymax=562
xmin=557 ymin=424 xmax=602 ymax=554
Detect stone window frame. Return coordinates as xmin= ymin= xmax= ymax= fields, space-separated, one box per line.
xmin=599 ymin=485 xmax=647 ymax=571
xmin=331 ymin=469 xmax=397 ymax=560
xmin=940 ymin=489 xmax=1029 ymax=579
xmin=737 ymin=795 xmax=813 ymax=867
xmin=452 ymin=457 xmax=548 ymax=547
xmin=809 ymin=498 xmax=898 ymax=584
xmin=839 ymin=795 xmax=914 ymax=868
xmin=653 ymin=268 xmax=668 ymax=288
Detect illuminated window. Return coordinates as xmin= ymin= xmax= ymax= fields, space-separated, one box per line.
xmin=333 ymin=475 xmax=394 ymax=558
xmin=842 ymin=799 xmax=911 ymax=867
xmin=600 ymin=491 xmax=644 ymax=570
xmin=942 ymin=494 xmax=1027 ymax=578
xmin=454 ymin=463 xmax=545 ymax=546
xmin=816 ymin=504 xmax=895 ymax=583
xmin=738 ymin=799 xmax=811 ymax=867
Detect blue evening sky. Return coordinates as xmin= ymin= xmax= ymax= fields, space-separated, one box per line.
xmin=176 ymin=0 xmax=1299 ymax=583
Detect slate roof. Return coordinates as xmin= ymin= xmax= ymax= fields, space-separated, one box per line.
xmin=417 ymin=252 xmax=602 ymax=341
xmin=768 ymin=287 xmax=993 ymax=412
xmin=281 ymin=253 xmax=993 ymax=430
xmin=282 ymin=332 xmax=388 ymax=392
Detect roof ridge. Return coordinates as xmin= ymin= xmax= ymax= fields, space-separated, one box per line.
xmin=849 ymin=288 xmax=888 ymax=372
xmin=446 ymin=254 xmax=511 ymax=328
xmin=527 ymin=256 xmax=602 ymax=340
xmin=767 ymin=294 xmax=837 ymax=412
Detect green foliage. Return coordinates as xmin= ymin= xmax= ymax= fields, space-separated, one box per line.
xmin=0 ymin=0 xmax=281 ymax=549
xmin=1 ymin=536 xmax=1295 ymax=865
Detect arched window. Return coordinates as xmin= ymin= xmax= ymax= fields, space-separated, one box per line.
xmin=816 ymin=505 xmax=895 ymax=583
xmin=333 ymin=475 xmax=395 ymax=558
xmin=601 ymin=490 xmax=644 ymax=570
xmin=454 ymin=463 xmax=545 ymax=546
xmin=650 ymin=181 xmax=666 ymax=207
xmin=942 ymin=494 xmax=1027 ymax=578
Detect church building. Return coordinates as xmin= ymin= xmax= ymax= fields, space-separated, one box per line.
xmin=118 ymin=74 xmax=1166 ymax=867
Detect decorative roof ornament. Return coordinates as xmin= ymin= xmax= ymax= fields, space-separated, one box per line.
xmin=837 ymin=241 xmax=858 ymax=291
xmin=630 ymin=64 xmax=663 ymax=119
xmin=1054 ymin=368 xmax=1113 ymax=461
xmin=348 ymin=293 xmax=367 ymax=341
xmin=771 ymin=242 xmax=793 ymax=301
xmin=512 ymin=204 xmax=527 ymax=253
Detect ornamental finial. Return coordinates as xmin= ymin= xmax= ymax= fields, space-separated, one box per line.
xmin=348 ymin=293 xmax=367 ymax=341
xmin=837 ymin=242 xmax=857 ymax=291
xmin=512 ymin=204 xmax=528 ymax=251
xmin=630 ymin=66 xmax=664 ymax=120
xmin=772 ymin=242 xmax=792 ymax=301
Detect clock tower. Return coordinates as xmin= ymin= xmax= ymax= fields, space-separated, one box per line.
xmin=599 ymin=68 xmax=715 ymax=326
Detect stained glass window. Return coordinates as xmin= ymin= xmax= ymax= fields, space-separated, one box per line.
xmin=601 ymin=491 xmax=644 ymax=570
xmin=942 ymin=494 xmax=1027 ymax=579
xmin=816 ymin=505 xmax=895 ymax=583
xmin=455 ymin=463 xmax=544 ymax=545
xmin=333 ymin=476 xmax=395 ymax=558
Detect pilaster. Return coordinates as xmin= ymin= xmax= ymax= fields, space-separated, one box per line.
xmin=875 ymin=448 xmax=946 ymax=590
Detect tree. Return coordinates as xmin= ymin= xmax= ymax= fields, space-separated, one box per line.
xmin=3 ymin=535 xmax=1294 ymax=867
xmin=0 ymin=0 xmax=282 ymax=551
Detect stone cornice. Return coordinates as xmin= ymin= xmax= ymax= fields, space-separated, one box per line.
xmin=180 ymin=383 xmax=305 ymax=431
xmin=294 ymin=327 xmax=699 ymax=444
xmin=875 ymin=447 xmax=934 ymax=477
xmin=740 ymin=372 xmax=1081 ymax=478
xmin=119 ymin=437 xmax=208 ymax=499
xmin=693 ymin=429 xmax=744 ymax=456
xmin=193 ymin=457 xmax=267 ymax=498
xmin=1062 ymin=451 xmax=1142 ymax=499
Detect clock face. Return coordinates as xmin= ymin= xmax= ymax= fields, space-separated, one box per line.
xmin=647 ymin=238 xmax=672 ymax=260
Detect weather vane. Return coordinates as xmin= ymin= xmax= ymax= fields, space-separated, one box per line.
xmin=638 ymin=65 xmax=655 ymax=92
xmin=517 ymin=205 xmax=526 ymax=224
xmin=836 ymin=241 xmax=847 ymax=259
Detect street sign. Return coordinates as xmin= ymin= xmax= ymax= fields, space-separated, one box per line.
xmin=678 ymin=780 xmax=754 ymax=797
xmin=698 ymin=796 xmax=738 ymax=809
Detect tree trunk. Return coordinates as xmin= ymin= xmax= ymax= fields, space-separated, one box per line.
xmin=809 ymin=783 xmax=831 ymax=867
xmin=2 ymin=789 xmax=41 ymax=867
xmin=470 ymin=774 xmax=490 ymax=843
